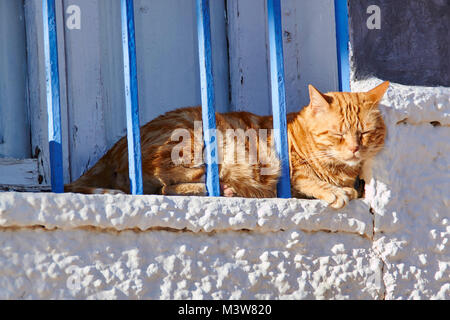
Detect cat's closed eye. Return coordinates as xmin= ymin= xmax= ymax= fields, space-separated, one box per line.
xmin=360 ymin=130 xmax=376 ymax=143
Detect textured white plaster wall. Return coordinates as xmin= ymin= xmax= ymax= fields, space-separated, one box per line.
xmin=353 ymin=79 xmax=450 ymax=300
xmin=0 ymin=226 xmax=381 ymax=299
xmin=0 ymin=79 xmax=448 ymax=300
xmin=0 ymin=193 xmax=380 ymax=299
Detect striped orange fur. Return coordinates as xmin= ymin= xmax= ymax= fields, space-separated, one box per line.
xmin=65 ymin=81 xmax=389 ymax=208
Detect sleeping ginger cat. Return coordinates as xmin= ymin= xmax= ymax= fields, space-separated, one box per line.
xmin=65 ymin=81 xmax=389 ymax=209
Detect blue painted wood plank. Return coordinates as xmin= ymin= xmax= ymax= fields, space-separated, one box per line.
xmin=121 ymin=0 xmax=144 ymax=195
xmin=267 ymin=0 xmax=291 ymax=198
xmin=42 ymin=0 xmax=64 ymax=193
xmin=334 ymin=0 xmax=351 ymax=92
xmin=196 ymin=0 xmax=220 ymax=197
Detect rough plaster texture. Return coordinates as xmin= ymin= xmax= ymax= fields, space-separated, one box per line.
xmin=353 ymin=79 xmax=450 ymax=299
xmin=0 ymin=79 xmax=449 ymax=300
xmin=0 ymin=226 xmax=381 ymax=300
xmin=0 ymin=193 xmax=380 ymax=299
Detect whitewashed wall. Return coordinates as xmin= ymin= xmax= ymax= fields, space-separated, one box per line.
xmin=352 ymin=79 xmax=450 ymax=300
xmin=0 ymin=193 xmax=383 ymax=299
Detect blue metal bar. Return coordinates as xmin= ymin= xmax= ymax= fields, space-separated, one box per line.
xmin=121 ymin=0 xmax=144 ymax=195
xmin=267 ymin=0 xmax=291 ymax=198
xmin=334 ymin=0 xmax=351 ymax=92
xmin=42 ymin=0 xmax=64 ymax=193
xmin=196 ymin=0 xmax=220 ymax=197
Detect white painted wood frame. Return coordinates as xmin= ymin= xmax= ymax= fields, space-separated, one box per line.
xmin=1 ymin=0 xmax=339 ymax=189
xmin=0 ymin=0 xmax=69 ymax=191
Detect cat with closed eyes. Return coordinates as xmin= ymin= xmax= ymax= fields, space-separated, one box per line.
xmin=65 ymin=81 xmax=389 ymax=209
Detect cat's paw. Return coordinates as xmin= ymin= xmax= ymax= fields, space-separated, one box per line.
xmin=221 ymin=184 xmax=236 ymax=197
xmin=323 ymin=187 xmax=358 ymax=209
xmin=342 ymin=187 xmax=359 ymax=200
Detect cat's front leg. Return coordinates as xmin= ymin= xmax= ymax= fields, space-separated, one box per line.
xmin=221 ymin=184 xmax=236 ymax=197
xmin=293 ymin=178 xmax=358 ymax=209
xmin=161 ymin=183 xmax=206 ymax=196
xmin=161 ymin=183 xmax=237 ymax=197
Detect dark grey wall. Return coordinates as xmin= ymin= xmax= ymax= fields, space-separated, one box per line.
xmin=349 ymin=0 xmax=450 ymax=87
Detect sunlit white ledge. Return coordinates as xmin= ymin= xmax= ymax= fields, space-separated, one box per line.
xmin=352 ymin=78 xmax=450 ymax=125
xmin=0 ymin=192 xmax=372 ymax=237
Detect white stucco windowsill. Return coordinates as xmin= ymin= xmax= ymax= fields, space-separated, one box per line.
xmin=0 ymin=192 xmax=381 ymax=299
xmin=0 ymin=192 xmax=372 ymax=237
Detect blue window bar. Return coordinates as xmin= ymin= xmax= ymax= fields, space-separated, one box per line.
xmin=42 ymin=0 xmax=349 ymax=198
xmin=196 ymin=0 xmax=221 ymax=197
xmin=42 ymin=0 xmax=64 ymax=193
xmin=120 ymin=0 xmax=144 ymax=195
xmin=267 ymin=0 xmax=291 ymax=198
xmin=334 ymin=0 xmax=351 ymax=92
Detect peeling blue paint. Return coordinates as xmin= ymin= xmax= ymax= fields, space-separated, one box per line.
xmin=267 ymin=0 xmax=291 ymax=198
xmin=196 ymin=0 xmax=220 ymax=197
xmin=121 ymin=0 xmax=144 ymax=195
xmin=334 ymin=0 xmax=351 ymax=92
xmin=43 ymin=0 xmax=64 ymax=193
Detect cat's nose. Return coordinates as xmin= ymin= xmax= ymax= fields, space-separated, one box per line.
xmin=350 ymin=146 xmax=360 ymax=154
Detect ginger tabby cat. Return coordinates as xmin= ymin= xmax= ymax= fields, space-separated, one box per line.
xmin=65 ymin=81 xmax=389 ymax=209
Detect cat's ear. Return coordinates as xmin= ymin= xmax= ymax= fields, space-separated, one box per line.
xmin=366 ymin=81 xmax=390 ymax=105
xmin=308 ymin=85 xmax=330 ymax=114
